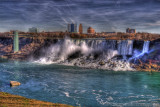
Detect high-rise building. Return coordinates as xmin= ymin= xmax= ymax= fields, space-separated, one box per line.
xmin=68 ymin=23 xmax=77 ymax=33
xmin=87 ymin=27 xmax=95 ymax=34
xmin=79 ymin=24 xmax=83 ymax=34
xmin=126 ymin=28 xmax=136 ymax=33
xmin=29 ymin=27 xmax=39 ymax=33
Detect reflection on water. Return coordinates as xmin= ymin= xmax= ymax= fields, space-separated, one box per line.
xmin=0 ymin=61 xmax=160 ymax=106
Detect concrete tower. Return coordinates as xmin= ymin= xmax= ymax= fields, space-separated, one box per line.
xmin=13 ymin=30 xmax=19 ymax=52
xmin=79 ymin=24 xmax=83 ymax=34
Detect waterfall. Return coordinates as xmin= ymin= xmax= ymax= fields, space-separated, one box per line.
xmin=34 ymin=38 xmax=136 ymax=71
xmin=62 ymin=39 xmax=117 ymax=52
xmin=35 ymin=38 xmax=134 ymax=71
xmin=37 ymin=39 xmax=119 ymax=62
xmin=142 ymin=41 xmax=150 ymax=53
xmin=118 ymin=40 xmax=133 ymax=55
xmin=129 ymin=41 xmax=150 ymax=61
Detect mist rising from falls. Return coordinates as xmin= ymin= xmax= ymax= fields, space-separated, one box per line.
xmin=35 ymin=38 xmax=134 ymax=71
xmin=37 ymin=38 xmax=92 ymax=63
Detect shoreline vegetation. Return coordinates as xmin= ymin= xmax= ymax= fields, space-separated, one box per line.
xmin=0 ymin=92 xmax=72 ymax=107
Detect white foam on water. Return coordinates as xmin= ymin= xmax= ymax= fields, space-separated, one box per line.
xmin=63 ymin=92 xmax=70 ymax=97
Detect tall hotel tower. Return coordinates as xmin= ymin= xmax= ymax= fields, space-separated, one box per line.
xmin=79 ymin=24 xmax=83 ymax=34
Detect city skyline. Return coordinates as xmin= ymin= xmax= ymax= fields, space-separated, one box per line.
xmin=0 ymin=0 xmax=160 ymax=33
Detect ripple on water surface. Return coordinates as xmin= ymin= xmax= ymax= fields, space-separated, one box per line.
xmin=0 ymin=61 xmax=160 ymax=106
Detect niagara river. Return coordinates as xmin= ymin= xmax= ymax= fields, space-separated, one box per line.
xmin=0 ymin=59 xmax=160 ymax=106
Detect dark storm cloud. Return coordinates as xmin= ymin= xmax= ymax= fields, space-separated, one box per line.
xmin=0 ymin=0 xmax=160 ymax=33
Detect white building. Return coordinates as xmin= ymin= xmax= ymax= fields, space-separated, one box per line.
xmin=29 ymin=27 xmax=39 ymax=33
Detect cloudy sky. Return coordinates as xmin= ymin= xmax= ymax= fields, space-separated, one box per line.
xmin=0 ymin=0 xmax=160 ymax=33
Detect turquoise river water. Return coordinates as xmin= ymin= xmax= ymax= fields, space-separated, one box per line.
xmin=0 ymin=59 xmax=160 ymax=106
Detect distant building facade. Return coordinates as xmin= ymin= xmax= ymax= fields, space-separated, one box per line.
xmin=10 ymin=30 xmax=14 ymax=34
xmin=87 ymin=27 xmax=95 ymax=34
xmin=29 ymin=27 xmax=38 ymax=33
xmin=79 ymin=24 xmax=83 ymax=34
xmin=68 ymin=23 xmax=77 ymax=33
xmin=126 ymin=28 xmax=136 ymax=33
xmin=102 ymin=32 xmax=116 ymax=34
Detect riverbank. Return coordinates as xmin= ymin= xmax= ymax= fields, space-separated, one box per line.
xmin=0 ymin=37 xmax=45 ymax=60
xmin=0 ymin=92 xmax=72 ymax=107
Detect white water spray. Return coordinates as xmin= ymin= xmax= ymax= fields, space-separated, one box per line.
xmin=35 ymin=38 xmax=134 ymax=71
xmin=36 ymin=38 xmax=92 ymax=64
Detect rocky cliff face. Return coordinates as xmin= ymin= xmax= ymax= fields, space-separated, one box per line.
xmin=0 ymin=37 xmax=45 ymax=60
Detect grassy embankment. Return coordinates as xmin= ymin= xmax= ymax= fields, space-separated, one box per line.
xmin=0 ymin=92 xmax=72 ymax=107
